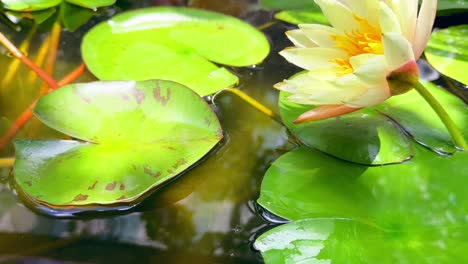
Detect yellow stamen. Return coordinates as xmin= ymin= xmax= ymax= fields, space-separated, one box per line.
xmin=329 ymin=14 xmax=383 ymax=76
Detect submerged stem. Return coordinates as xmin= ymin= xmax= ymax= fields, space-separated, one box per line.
xmin=0 ymin=32 xmax=59 ymax=89
xmin=222 ymin=88 xmax=281 ymax=123
xmin=0 ymin=158 xmax=14 ymax=168
xmin=414 ymin=81 xmax=467 ymax=150
xmin=0 ymin=63 xmax=86 ymax=151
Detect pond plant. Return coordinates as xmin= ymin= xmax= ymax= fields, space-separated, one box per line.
xmin=0 ymin=0 xmax=467 ymax=263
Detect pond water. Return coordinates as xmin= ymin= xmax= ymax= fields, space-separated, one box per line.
xmin=0 ymin=1 xmax=466 ymax=263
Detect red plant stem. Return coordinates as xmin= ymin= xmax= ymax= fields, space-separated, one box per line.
xmin=57 ymin=63 xmax=86 ymax=87
xmin=0 ymin=32 xmax=59 ymax=89
xmin=0 ymin=63 xmax=87 ymax=150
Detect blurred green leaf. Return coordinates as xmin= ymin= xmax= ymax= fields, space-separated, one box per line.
xmin=425 ymin=25 xmax=468 ymax=85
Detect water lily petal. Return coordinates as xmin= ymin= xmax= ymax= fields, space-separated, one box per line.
xmin=314 ymin=0 xmax=360 ymax=32
xmin=414 ymin=0 xmax=437 ymax=59
xmin=299 ymin=24 xmax=341 ymax=47
xmin=345 ymin=82 xmax=391 ymax=107
xmin=352 ymin=55 xmax=388 ymax=85
xmin=379 ymin=2 xmax=401 ymax=34
xmin=278 ymin=73 xmax=366 ymax=105
xmin=293 ymin=104 xmax=361 ymax=123
xmin=384 ymin=0 xmax=418 ymax=43
xmin=286 ymin=29 xmax=318 ymax=48
xmin=382 ymin=32 xmax=415 ymax=70
xmin=341 ymin=0 xmax=380 ymax=25
xmin=279 ymin=47 xmax=348 ymax=71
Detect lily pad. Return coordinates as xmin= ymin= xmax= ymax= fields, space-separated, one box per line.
xmin=255 ymin=218 xmax=468 ymax=264
xmin=375 ymin=81 xmax=468 ymax=154
xmin=1 ymin=0 xmax=114 ymax=11
xmin=425 ymin=25 xmax=468 ymax=85
xmin=279 ymin=91 xmax=413 ymax=165
xmin=258 ymin=145 xmax=468 ymax=224
xmin=14 ymin=80 xmax=223 ymax=206
xmin=81 ymin=7 xmax=270 ymax=96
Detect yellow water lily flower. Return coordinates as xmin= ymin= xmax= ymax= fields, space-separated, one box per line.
xmin=275 ymin=0 xmax=437 ymax=123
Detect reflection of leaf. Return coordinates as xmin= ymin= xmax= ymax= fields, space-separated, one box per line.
xmin=255 ymin=218 xmax=468 ymax=264
xmin=81 ymin=7 xmax=270 ymax=96
xmin=426 ymin=25 xmax=468 ymax=85
xmin=279 ymin=82 xmax=467 ymax=164
xmin=14 ymin=80 xmax=223 ymax=206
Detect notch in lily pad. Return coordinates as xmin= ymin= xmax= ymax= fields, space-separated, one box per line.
xmin=81 ymin=7 xmax=270 ymax=96
xmin=14 ymin=80 xmax=223 ymax=207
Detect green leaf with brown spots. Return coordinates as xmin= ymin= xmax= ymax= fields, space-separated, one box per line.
xmin=14 ymin=80 xmax=223 ymax=206
xmin=81 ymin=7 xmax=270 ymax=96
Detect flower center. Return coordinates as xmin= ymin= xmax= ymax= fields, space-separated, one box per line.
xmin=330 ymin=14 xmax=383 ymax=75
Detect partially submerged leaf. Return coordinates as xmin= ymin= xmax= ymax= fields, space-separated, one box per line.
xmin=425 ymin=25 xmax=468 ymax=85
xmin=14 ymin=80 xmax=223 ymax=206
xmin=81 ymin=7 xmax=270 ymax=95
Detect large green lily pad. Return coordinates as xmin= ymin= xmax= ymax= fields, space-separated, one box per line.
xmin=279 ymin=91 xmax=413 ymax=165
xmin=255 ymin=218 xmax=468 ymax=264
xmin=14 ymin=80 xmax=223 ymax=206
xmin=81 ymin=7 xmax=270 ymax=96
xmin=1 ymin=0 xmax=114 ymax=11
xmin=258 ymin=145 xmax=468 ymax=224
xmin=256 ymin=145 xmax=468 ymax=262
xmin=425 ymin=25 xmax=468 ymax=85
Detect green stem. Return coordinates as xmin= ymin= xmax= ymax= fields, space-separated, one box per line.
xmin=414 ymin=81 xmax=467 ymax=150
